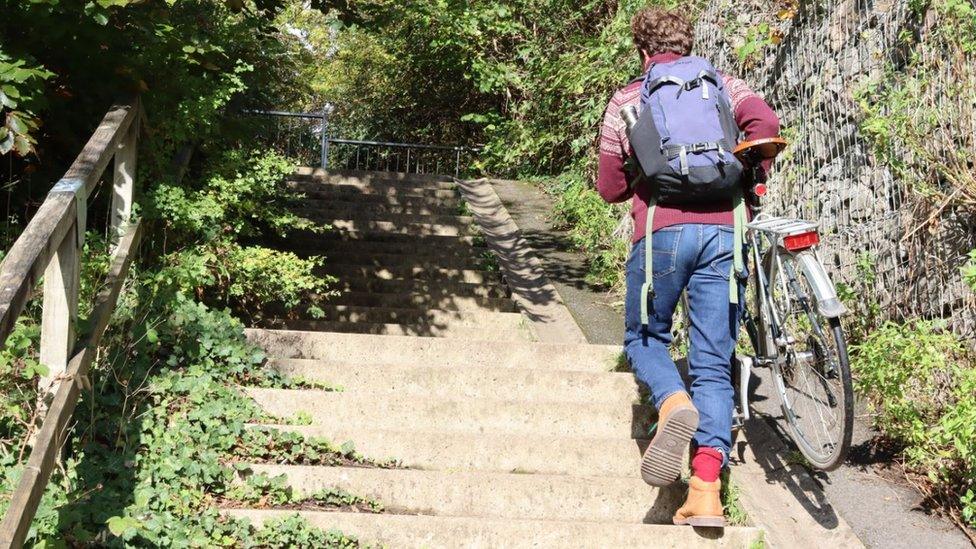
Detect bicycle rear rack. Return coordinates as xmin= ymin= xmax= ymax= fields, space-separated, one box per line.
xmin=746 ymin=215 xmax=818 ymax=236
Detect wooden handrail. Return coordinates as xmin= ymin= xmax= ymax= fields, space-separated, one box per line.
xmin=0 ymin=97 xmax=144 ymax=549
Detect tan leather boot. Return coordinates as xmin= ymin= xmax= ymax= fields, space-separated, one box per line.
xmin=673 ymin=476 xmax=726 ymax=528
xmin=640 ymin=391 xmax=699 ymax=486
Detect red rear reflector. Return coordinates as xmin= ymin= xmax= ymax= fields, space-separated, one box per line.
xmin=753 ymin=183 xmax=768 ymax=197
xmin=783 ymin=231 xmax=820 ymax=251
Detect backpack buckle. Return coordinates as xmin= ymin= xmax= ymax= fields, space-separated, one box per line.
xmin=689 ymin=142 xmax=709 ymax=153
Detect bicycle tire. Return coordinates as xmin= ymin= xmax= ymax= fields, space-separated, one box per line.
xmin=766 ymin=252 xmax=854 ymax=471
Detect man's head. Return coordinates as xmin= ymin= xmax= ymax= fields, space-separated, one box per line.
xmin=631 ymin=7 xmax=694 ymax=60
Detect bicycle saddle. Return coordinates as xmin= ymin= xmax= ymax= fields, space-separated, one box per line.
xmin=733 ymin=137 xmax=788 ymax=166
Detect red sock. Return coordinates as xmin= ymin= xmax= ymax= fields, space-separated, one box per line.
xmin=691 ymin=447 xmax=723 ymax=482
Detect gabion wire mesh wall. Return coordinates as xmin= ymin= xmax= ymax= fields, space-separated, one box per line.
xmin=695 ymin=0 xmax=976 ymax=338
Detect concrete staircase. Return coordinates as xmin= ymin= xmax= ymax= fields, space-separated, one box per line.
xmin=226 ymin=169 xmax=762 ymax=547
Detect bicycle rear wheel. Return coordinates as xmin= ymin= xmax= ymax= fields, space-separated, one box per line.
xmin=766 ymin=251 xmax=853 ymax=470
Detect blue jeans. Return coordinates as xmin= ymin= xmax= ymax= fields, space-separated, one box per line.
xmin=625 ymin=224 xmax=743 ymax=463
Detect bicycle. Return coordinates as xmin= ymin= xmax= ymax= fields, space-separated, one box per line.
xmin=727 ymin=137 xmax=854 ymax=471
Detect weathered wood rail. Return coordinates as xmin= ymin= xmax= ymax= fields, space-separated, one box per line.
xmin=0 ymin=98 xmax=144 ymax=548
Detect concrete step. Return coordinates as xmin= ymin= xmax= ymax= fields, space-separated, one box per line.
xmin=279 ymin=229 xmax=483 ymax=248
xmin=265 ymin=233 xmax=486 ymax=257
xmin=289 ymin=236 xmax=489 ymax=258
xmin=268 ymin=359 xmax=640 ymax=402
xmin=290 ymin=197 xmax=461 ymax=216
xmin=299 ymin=306 xmax=525 ymax=328
xmin=226 ymin=509 xmax=761 ymax=548
xmin=245 ymin=329 xmax=623 ymax=372
xmin=333 ymin=277 xmax=510 ymax=299
xmin=287 ymin=188 xmax=462 ymax=208
xmin=325 ymin=218 xmax=476 ymax=238
xmin=287 ymin=179 xmax=459 ymax=200
xmin=321 ymin=250 xmax=489 ymax=271
xmin=294 ymin=206 xmax=472 ymax=228
xmin=245 ymin=388 xmax=652 ymax=438
xmin=257 ymin=291 xmax=517 ymax=318
xmin=255 ymin=424 xmax=645 ymax=477
xmin=236 ymin=464 xmax=679 ymax=524
xmin=331 ymin=291 xmax=516 ymax=312
xmin=294 ymin=167 xmax=456 ymax=188
xmin=320 ymin=264 xmax=502 ymax=285
xmin=277 ymin=319 xmax=534 ymax=341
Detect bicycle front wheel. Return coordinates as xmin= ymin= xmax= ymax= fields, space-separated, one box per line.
xmin=766 ymin=251 xmax=853 ymax=471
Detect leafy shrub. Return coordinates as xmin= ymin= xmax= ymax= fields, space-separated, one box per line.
xmin=0 ymin=48 xmax=52 ymax=155
xmin=222 ymin=245 xmax=332 ymax=312
xmin=852 ymin=320 xmax=976 ymax=526
xmin=546 ymin=167 xmax=630 ymax=289
xmin=853 ymin=321 xmax=959 ymax=442
xmin=0 ymin=320 xmax=42 ymax=461
xmin=149 ymin=149 xmax=315 ymax=243
xmin=148 ymin=147 xmax=332 ymax=318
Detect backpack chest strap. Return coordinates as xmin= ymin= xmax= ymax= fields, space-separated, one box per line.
xmin=662 ymin=140 xmax=732 ymax=175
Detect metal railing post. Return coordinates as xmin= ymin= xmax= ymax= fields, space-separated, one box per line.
xmin=320 ymin=104 xmax=331 ymax=169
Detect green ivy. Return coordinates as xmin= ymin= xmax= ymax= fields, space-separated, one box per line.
xmin=545 ymin=166 xmax=630 ymax=289
xmin=0 ymin=290 xmax=371 ymax=546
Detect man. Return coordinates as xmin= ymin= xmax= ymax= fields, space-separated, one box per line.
xmin=596 ymin=6 xmax=779 ymax=527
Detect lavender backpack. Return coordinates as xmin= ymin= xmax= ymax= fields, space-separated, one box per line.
xmin=627 ymin=56 xmax=743 ymax=204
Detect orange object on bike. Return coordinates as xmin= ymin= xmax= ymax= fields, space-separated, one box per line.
xmin=733 ymin=137 xmax=788 ymax=166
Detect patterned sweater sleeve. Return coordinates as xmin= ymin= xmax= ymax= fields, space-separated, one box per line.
xmin=596 ymin=87 xmax=637 ymax=204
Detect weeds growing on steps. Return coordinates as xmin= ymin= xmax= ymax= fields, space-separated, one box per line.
xmin=0 ymin=290 xmax=385 ymax=546
xmin=720 ymin=470 xmax=749 ymax=526
xmin=222 ymin=472 xmax=385 ymax=513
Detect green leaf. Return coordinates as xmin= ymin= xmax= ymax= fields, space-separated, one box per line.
xmin=13 ymin=135 xmax=31 ymax=156
xmin=7 ymin=113 xmax=27 ymax=135
xmin=0 ymin=130 xmax=12 ymax=155
xmin=106 ymin=516 xmax=139 ymax=539
xmin=0 ymin=89 xmax=16 ymax=109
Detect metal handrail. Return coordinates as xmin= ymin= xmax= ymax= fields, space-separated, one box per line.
xmin=329 ymin=138 xmax=478 ymax=153
xmin=243 ymin=107 xmax=479 ymax=176
xmin=241 ymin=109 xmax=323 ymax=119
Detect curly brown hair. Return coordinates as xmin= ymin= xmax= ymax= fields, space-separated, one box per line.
xmin=631 ymin=7 xmax=694 ymax=57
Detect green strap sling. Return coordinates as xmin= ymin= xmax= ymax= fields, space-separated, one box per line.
xmin=638 ymin=187 xmax=748 ymax=327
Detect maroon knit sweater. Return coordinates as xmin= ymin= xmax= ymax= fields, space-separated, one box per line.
xmin=597 ymin=52 xmax=780 ymax=242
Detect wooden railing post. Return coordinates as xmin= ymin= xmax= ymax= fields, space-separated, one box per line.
xmin=111 ymin=115 xmax=138 ymax=242
xmin=37 ymin=221 xmax=80 ymax=410
xmin=0 ymin=99 xmax=142 ymax=548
